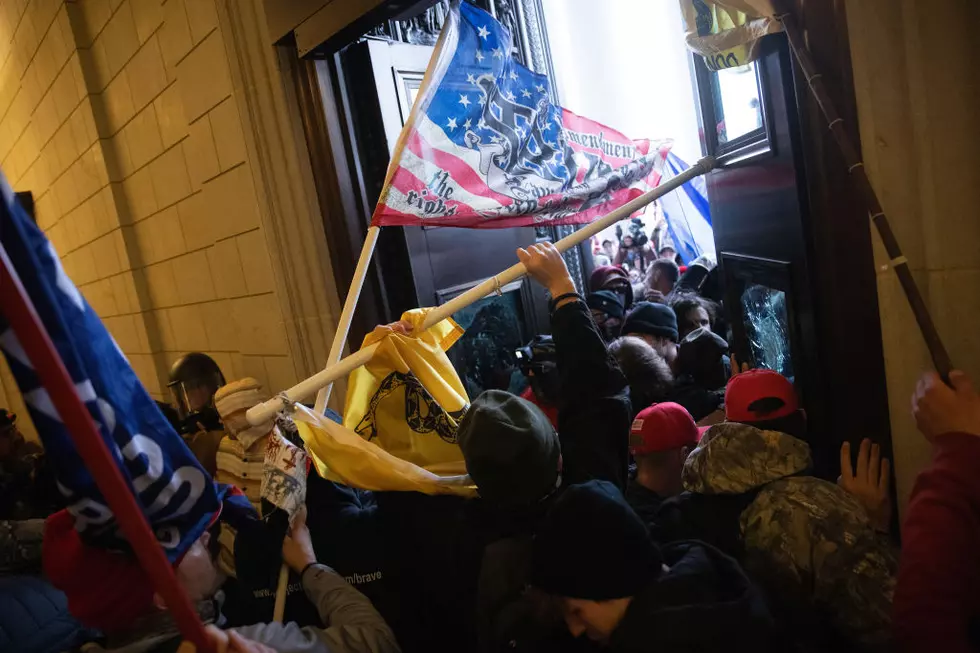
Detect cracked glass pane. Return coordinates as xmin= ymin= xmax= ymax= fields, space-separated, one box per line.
xmin=741 ymin=283 xmax=793 ymax=380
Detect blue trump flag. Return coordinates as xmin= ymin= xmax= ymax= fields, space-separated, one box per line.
xmin=660 ymin=152 xmax=715 ymax=264
xmin=0 ymin=175 xmax=221 ymax=562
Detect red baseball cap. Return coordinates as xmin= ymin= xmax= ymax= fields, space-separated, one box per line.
xmin=629 ymin=402 xmax=704 ymax=455
xmin=725 ymin=369 xmax=798 ymax=423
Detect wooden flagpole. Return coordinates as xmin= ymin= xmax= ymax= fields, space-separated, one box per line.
xmin=276 ymin=229 xmax=381 ymax=623
xmin=313 ymin=226 xmax=381 ymax=414
xmin=776 ymin=6 xmax=952 ymax=378
xmin=0 ymin=245 xmax=214 ymax=652
xmin=246 ymin=155 xmax=716 ymax=426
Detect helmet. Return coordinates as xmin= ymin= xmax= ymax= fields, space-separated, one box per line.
xmin=167 ymin=353 xmax=225 ymax=433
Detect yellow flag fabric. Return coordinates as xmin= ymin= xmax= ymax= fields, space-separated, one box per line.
xmin=292 ymin=404 xmax=476 ymax=497
xmin=343 ymin=308 xmax=470 ymax=475
xmin=680 ymin=0 xmax=781 ymax=71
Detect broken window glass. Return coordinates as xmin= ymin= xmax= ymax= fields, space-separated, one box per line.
xmin=741 ymin=283 xmax=793 ymax=380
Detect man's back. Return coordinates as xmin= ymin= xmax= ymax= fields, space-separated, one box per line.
xmin=652 ymin=423 xmax=897 ymax=651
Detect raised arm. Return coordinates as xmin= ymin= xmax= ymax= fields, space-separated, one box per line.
xmin=893 ymin=371 xmax=980 ymax=653
xmin=516 ymin=243 xmax=631 ymax=490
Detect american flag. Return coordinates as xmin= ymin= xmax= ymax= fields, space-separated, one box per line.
xmin=372 ymin=1 xmax=672 ymax=229
xmin=0 ymin=172 xmax=228 ymax=562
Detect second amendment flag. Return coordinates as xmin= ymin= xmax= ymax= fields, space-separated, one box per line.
xmin=372 ymin=0 xmax=671 ymax=229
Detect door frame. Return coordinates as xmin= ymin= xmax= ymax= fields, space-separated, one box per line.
xmin=288 ymin=0 xmax=589 ymax=328
xmin=285 ymin=0 xmax=893 ymax=487
xmin=691 ymin=11 xmax=893 ymax=488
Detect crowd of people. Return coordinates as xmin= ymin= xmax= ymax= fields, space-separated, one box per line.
xmin=1 ymin=242 xmax=979 ymax=653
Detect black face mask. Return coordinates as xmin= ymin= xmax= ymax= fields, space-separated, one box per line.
xmin=596 ymin=316 xmax=622 ymax=343
xmin=176 ymin=405 xmax=222 ymax=435
xmin=609 ymin=287 xmax=631 ymax=310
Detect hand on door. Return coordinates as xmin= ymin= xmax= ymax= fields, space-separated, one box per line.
xmin=838 ymin=439 xmax=892 ymax=533
xmin=517 ymin=243 xmax=576 ymax=307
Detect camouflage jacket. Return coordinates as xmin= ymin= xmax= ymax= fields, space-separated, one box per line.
xmin=679 ymin=423 xmax=898 ymax=652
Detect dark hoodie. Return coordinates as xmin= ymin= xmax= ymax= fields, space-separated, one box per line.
xmin=609 ymin=540 xmax=774 ymax=653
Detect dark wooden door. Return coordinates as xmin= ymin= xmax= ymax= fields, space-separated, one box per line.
xmin=699 ymin=35 xmax=889 ymax=479
xmin=339 ymin=39 xmax=549 ymax=397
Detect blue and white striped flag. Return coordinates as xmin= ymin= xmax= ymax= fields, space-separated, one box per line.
xmin=0 ymin=175 xmax=221 ymax=562
xmin=660 ymin=152 xmax=715 ymax=264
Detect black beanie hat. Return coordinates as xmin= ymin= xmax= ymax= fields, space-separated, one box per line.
xmin=622 ymin=301 xmax=679 ymax=342
xmin=586 ymin=290 xmax=625 ymax=319
xmin=530 ymin=480 xmax=662 ymax=600
xmin=457 ymin=389 xmax=560 ymax=507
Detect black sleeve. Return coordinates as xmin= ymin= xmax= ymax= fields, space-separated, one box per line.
xmin=551 ymin=299 xmax=632 ymax=491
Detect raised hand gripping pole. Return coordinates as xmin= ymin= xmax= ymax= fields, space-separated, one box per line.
xmin=246 ymin=156 xmax=716 ymax=427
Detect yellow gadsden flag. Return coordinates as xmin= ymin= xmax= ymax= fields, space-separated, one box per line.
xmin=680 ymin=0 xmax=781 ymax=71
xmin=292 ymin=404 xmax=476 ymax=497
xmin=344 ymin=308 xmax=469 ymax=475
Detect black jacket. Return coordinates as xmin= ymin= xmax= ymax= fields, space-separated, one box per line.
xmin=330 ymin=301 xmax=631 ymax=653
xmin=625 ymin=477 xmax=667 ymax=526
xmin=342 ymin=300 xmax=630 ymax=653
xmin=229 ymin=473 xmax=393 ymax=630
xmin=552 ymin=299 xmax=632 ymax=490
xmin=477 ymin=299 xmax=631 ymax=653
xmin=664 ymin=377 xmax=724 ymax=422
xmin=608 ymin=540 xmax=775 ymax=653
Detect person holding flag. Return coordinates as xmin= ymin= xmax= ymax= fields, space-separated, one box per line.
xmin=0 ymin=164 xmax=400 ymax=650
xmin=367 ymin=239 xmax=633 ymax=653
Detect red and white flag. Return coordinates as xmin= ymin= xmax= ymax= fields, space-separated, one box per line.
xmin=372 ymin=1 xmax=671 ymax=230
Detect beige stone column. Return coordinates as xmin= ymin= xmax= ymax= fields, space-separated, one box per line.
xmin=845 ymin=0 xmax=980 ymax=515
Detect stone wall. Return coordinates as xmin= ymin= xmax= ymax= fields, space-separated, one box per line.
xmin=0 ymin=0 xmax=343 ymax=437
xmin=846 ymin=0 xmax=980 ymax=514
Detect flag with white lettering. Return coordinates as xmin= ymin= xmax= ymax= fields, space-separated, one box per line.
xmin=0 ymin=173 xmax=221 ymax=562
xmin=372 ymin=1 xmax=672 ymax=229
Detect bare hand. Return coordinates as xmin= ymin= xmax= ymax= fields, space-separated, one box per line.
xmin=383 ymin=320 xmax=412 ymax=336
xmin=176 ymin=626 xmax=276 ymax=653
xmin=282 ymin=505 xmax=316 ymax=574
xmin=912 ymin=371 xmax=980 ymax=440
xmin=517 ymin=242 xmax=575 ymax=298
xmin=729 ymin=353 xmax=750 ymax=378
xmin=644 ymin=288 xmax=666 ymax=303
xmin=838 ymin=439 xmax=892 ymax=532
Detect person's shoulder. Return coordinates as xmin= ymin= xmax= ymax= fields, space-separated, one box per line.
xmin=744 ymin=477 xmax=874 ymax=550
xmin=763 ymin=476 xmax=865 ymax=517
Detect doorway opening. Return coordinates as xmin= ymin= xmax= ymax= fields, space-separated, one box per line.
xmin=290 ymin=0 xmax=890 ymax=481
